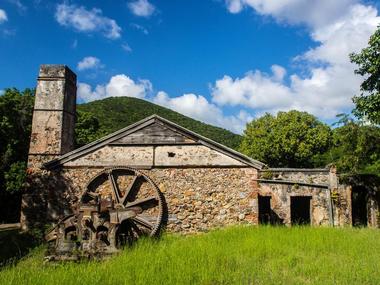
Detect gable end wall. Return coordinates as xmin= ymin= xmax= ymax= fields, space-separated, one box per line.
xmin=63 ymin=145 xmax=246 ymax=168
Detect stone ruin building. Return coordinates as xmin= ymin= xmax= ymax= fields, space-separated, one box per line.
xmin=21 ymin=65 xmax=379 ymax=259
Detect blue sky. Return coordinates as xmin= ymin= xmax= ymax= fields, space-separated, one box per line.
xmin=0 ymin=0 xmax=379 ymax=133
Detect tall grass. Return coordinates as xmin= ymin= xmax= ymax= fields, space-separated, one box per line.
xmin=1 ymin=226 xmax=379 ymax=285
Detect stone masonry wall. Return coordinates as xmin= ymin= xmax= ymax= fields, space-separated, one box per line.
xmin=22 ymin=166 xmax=258 ymax=233
xmin=257 ymin=169 xmax=352 ymax=226
xmin=22 ymin=165 xmax=355 ymax=231
xmin=148 ymin=168 xmax=257 ymax=232
xmin=258 ymin=183 xmax=331 ymax=226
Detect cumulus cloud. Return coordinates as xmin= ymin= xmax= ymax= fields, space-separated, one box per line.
xmin=128 ymin=0 xmax=155 ymax=17
xmin=55 ymin=4 xmax=121 ymax=39
xmin=78 ymin=1 xmax=380 ymax=133
xmin=212 ymin=68 xmax=292 ymax=110
xmin=78 ymin=77 xmax=249 ymax=133
xmin=78 ymin=74 xmax=152 ymax=102
xmin=225 ymin=0 xmax=359 ymax=28
xmin=217 ymin=3 xmax=380 ymax=119
xmin=77 ymin=56 xmax=103 ymax=71
xmin=303 ymin=5 xmax=380 ymax=65
xmin=0 ymin=9 xmax=8 ymax=23
xmin=153 ymin=91 xmax=249 ymax=133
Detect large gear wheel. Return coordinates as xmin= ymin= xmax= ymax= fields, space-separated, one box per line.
xmin=46 ymin=167 xmax=165 ymax=260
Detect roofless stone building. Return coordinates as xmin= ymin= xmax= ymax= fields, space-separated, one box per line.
xmin=21 ymin=65 xmax=379 ymax=258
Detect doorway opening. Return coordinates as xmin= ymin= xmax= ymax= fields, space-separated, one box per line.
xmin=291 ymin=196 xmax=311 ymax=225
xmin=352 ymin=186 xmax=368 ymax=227
xmin=258 ymin=195 xmax=271 ymax=224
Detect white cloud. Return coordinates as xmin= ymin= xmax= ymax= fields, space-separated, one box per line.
xmin=130 ymin=23 xmax=149 ymax=35
xmin=225 ymin=0 xmax=359 ymax=28
xmin=78 ymin=83 xmax=105 ymax=102
xmin=153 ymin=91 xmax=249 ymax=133
xmin=128 ymin=0 xmax=155 ymax=17
xmin=77 ymin=2 xmax=380 ymax=133
xmin=122 ymin=43 xmax=133 ymax=52
xmin=225 ymin=0 xmax=244 ymax=14
xmin=78 ymin=74 xmax=152 ymax=102
xmin=79 ymin=77 xmax=249 ymax=133
xmin=212 ymin=68 xmax=292 ymax=110
xmin=55 ymin=4 xmax=121 ymax=39
xmin=77 ymin=56 xmax=102 ymax=71
xmin=216 ymin=3 xmax=380 ymax=119
xmin=0 ymin=9 xmax=8 ymax=23
xmin=303 ymin=5 xmax=380 ymax=65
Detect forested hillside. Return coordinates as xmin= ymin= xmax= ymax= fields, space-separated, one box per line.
xmin=77 ymin=97 xmax=242 ymax=149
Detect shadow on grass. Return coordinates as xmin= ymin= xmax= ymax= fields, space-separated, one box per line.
xmin=0 ymin=230 xmax=40 ymax=267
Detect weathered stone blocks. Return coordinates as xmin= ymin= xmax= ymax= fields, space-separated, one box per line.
xmin=28 ymin=65 xmax=76 ymax=168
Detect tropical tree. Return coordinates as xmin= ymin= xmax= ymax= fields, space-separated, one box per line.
xmin=0 ymin=88 xmax=34 ymax=193
xmin=0 ymin=89 xmax=105 ymax=222
xmin=350 ymin=25 xmax=380 ymax=124
xmin=240 ymin=110 xmax=332 ymax=168
xmin=0 ymin=88 xmax=34 ymax=222
xmin=324 ymin=119 xmax=380 ymax=174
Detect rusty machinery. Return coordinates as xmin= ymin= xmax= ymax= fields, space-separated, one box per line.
xmin=45 ymin=167 xmax=165 ymax=260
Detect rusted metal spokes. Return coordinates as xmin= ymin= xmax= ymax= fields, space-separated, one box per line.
xmin=46 ymin=167 xmax=165 ymax=259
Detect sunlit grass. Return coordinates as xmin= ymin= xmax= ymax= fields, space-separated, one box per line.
xmin=1 ymin=226 xmax=380 ymax=285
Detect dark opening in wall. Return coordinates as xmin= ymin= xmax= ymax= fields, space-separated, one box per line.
xmin=352 ymin=185 xmax=368 ymax=227
xmin=291 ymin=196 xmax=311 ymax=225
xmin=0 ymin=191 xmax=21 ymax=223
xmin=258 ymin=195 xmax=271 ymax=224
xmin=167 ymin=152 xmax=176 ymax=157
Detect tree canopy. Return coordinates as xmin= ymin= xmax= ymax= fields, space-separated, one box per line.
xmin=322 ymin=120 xmax=380 ymax=175
xmin=0 ymin=88 xmax=34 ymax=194
xmin=0 ymin=88 xmax=34 ymax=222
xmin=350 ymin=25 xmax=380 ymax=124
xmin=239 ymin=110 xmax=332 ymax=168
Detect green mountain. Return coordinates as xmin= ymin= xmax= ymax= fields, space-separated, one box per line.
xmin=77 ymin=97 xmax=242 ymax=150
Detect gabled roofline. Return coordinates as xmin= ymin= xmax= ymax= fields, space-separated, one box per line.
xmin=44 ymin=114 xmax=266 ymax=170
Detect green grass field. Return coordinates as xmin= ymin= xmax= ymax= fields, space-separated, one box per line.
xmin=1 ymin=226 xmax=380 ymax=285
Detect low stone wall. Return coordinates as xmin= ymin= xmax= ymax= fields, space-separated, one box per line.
xmin=260 ymin=168 xmax=330 ymax=184
xmin=257 ymin=168 xmax=352 ymax=226
xmin=258 ymin=183 xmax=331 ymax=226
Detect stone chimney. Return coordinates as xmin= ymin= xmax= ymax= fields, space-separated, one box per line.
xmin=28 ymin=65 xmax=77 ymax=168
